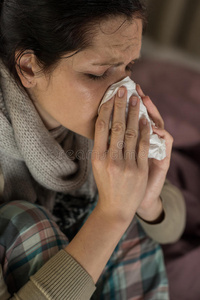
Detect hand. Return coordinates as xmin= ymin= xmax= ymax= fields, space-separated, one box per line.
xmin=92 ymin=87 xmax=150 ymax=225
xmin=136 ymin=84 xmax=174 ymax=222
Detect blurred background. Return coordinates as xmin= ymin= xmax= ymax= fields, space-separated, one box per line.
xmin=141 ymin=0 xmax=200 ymax=71
xmin=134 ymin=2 xmax=200 ymax=300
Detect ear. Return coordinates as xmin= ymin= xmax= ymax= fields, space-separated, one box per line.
xmin=15 ymin=51 xmax=39 ymax=88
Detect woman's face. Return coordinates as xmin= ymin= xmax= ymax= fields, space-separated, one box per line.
xmin=29 ymin=16 xmax=143 ymax=139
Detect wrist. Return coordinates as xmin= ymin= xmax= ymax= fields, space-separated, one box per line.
xmin=65 ymin=204 xmax=132 ymax=283
xmin=94 ymin=202 xmax=134 ymax=229
xmin=137 ymin=197 xmax=164 ymax=223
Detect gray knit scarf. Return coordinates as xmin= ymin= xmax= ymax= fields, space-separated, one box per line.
xmin=0 ymin=60 xmax=97 ymax=212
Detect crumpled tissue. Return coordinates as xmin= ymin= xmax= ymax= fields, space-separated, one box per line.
xmin=98 ymin=76 xmax=166 ymax=160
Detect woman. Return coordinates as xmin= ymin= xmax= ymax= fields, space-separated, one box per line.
xmin=0 ymin=0 xmax=185 ymax=299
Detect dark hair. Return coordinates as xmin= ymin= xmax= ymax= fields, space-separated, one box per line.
xmin=0 ymin=0 xmax=146 ymax=84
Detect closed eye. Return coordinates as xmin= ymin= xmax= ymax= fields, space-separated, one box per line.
xmin=86 ymin=71 xmax=109 ymax=81
xmin=86 ymin=61 xmax=135 ymax=81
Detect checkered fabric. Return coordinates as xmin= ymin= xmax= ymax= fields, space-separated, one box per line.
xmin=0 ymin=200 xmax=169 ymax=299
xmin=92 ymin=218 xmax=169 ymax=300
xmin=0 ymin=201 xmax=69 ymax=294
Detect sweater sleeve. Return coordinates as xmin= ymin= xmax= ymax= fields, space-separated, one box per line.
xmin=9 ymin=250 xmax=96 ymax=300
xmin=0 ymin=165 xmax=4 ymax=199
xmin=137 ymin=179 xmax=186 ymax=244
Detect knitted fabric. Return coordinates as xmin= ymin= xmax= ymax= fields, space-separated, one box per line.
xmin=0 ymin=60 xmax=97 ymax=210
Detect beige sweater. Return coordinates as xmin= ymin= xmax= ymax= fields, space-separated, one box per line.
xmin=0 ymin=174 xmax=186 ymax=300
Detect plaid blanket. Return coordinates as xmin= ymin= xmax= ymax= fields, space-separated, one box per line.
xmin=92 ymin=217 xmax=168 ymax=300
xmin=0 ymin=201 xmax=69 ymax=294
xmin=0 ymin=200 xmax=169 ymax=299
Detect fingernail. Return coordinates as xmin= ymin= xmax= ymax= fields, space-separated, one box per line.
xmin=131 ymin=97 xmax=137 ymax=106
xmin=142 ymin=118 xmax=147 ymax=125
xmin=118 ymin=87 xmax=125 ymax=98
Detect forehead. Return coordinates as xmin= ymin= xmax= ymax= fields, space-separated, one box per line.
xmin=95 ymin=16 xmax=142 ymax=47
xmin=73 ymin=16 xmax=143 ymax=66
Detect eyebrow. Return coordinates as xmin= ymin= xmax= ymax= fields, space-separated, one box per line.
xmin=92 ymin=62 xmax=124 ymax=67
xmin=91 ymin=56 xmax=141 ymax=67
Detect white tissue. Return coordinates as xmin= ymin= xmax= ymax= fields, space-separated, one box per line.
xmin=98 ymin=76 xmax=166 ymax=160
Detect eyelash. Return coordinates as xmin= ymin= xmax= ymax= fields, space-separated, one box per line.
xmin=87 ymin=72 xmax=109 ymax=81
xmin=86 ymin=62 xmax=135 ymax=81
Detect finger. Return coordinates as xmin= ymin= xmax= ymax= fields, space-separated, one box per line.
xmin=93 ymin=96 xmax=114 ymax=157
xmin=136 ymin=84 xmax=145 ymax=97
xmin=152 ymin=127 xmax=174 ymax=157
xmin=137 ymin=117 xmax=150 ymax=170
xmin=124 ymin=96 xmax=140 ymax=163
xmin=109 ymin=87 xmax=127 ymax=160
xmin=142 ymin=96 xmax=165 ymax=130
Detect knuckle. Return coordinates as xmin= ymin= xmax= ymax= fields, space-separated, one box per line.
xmin=125 ymin=128 xmax=138 ymax=139
xmin=96 ymin=119 xmax=107 ymax=132
xmin=141 ymin=139 xmax=150 ymax=148
xmin=106 ymin=159 xmax=120 ymax=174
xmin=143 ymin=95 xmax=150 ymax=102
xmin=138 ymin=148 xmax=148 ymax=160
xmin=115 ymin=100 xmax=125 ymax=109
xmin=112 ymin=121 xmax=125 ymax=134
xmin=101 ymin=101 xmax=112 ymax=111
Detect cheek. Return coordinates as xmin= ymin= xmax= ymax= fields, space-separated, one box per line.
xmin=81 ymin=91 xmax=102 ymax=119
xmin=71 ymin=82 xmax=109 ymax=117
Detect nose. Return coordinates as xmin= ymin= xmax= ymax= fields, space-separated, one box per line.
xmin=113 ymin=66 xmax=131 ymax=84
